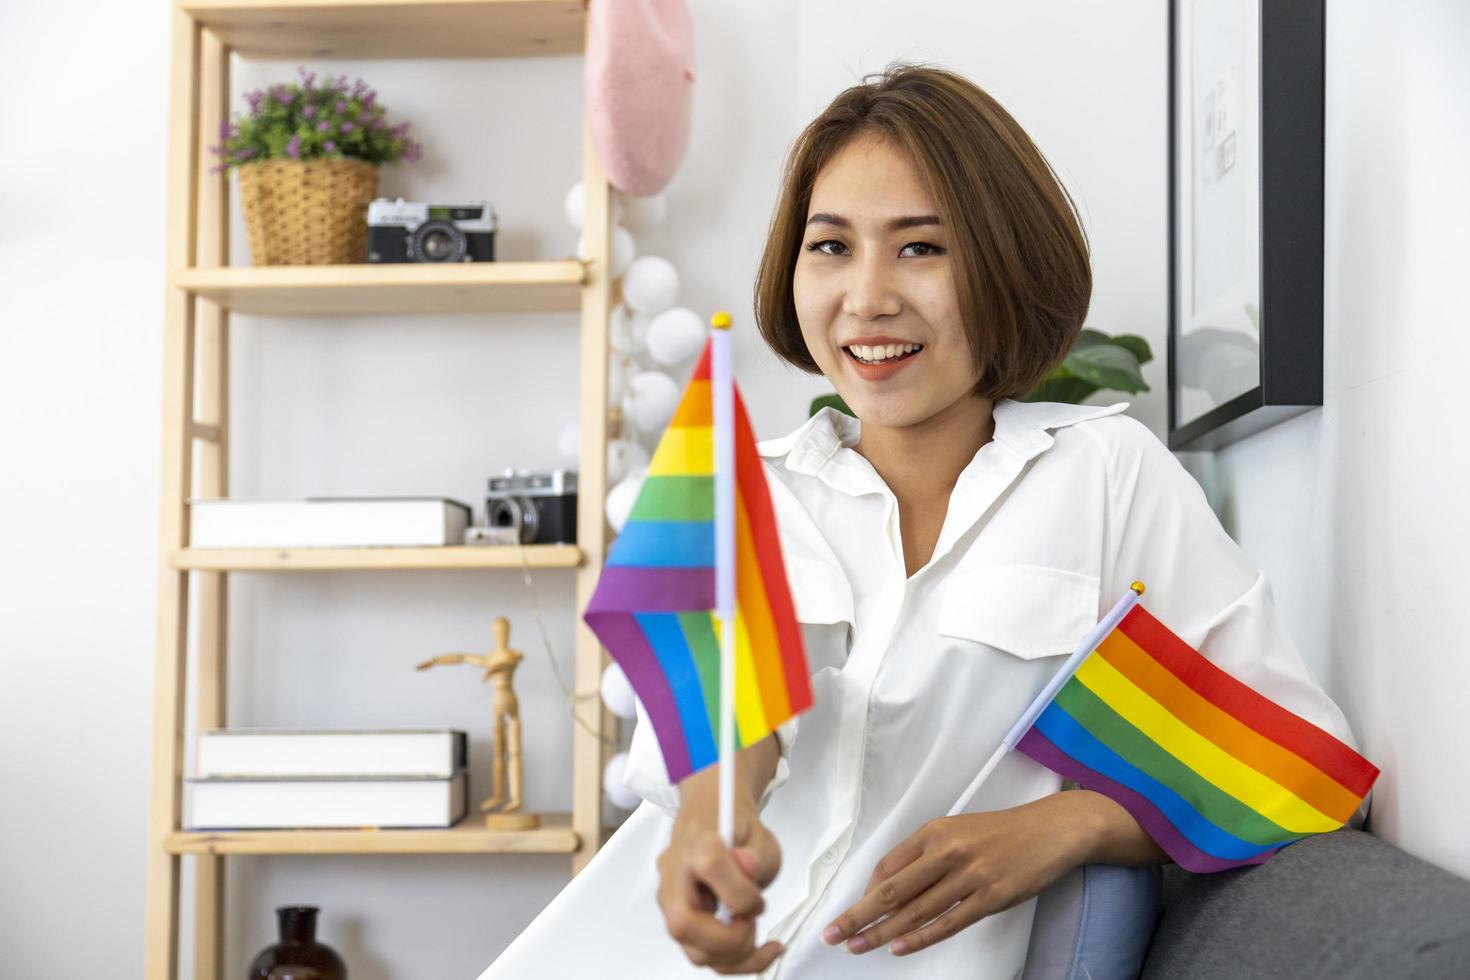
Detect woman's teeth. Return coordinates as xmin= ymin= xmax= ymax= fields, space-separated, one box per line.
xmin=847 ymin=343 xmax=923 ymax=364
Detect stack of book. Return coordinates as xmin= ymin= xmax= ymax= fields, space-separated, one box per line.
xmin=188 ymin=497 xmax=473 ymax=548
xmin=184 ymin=729 xmax=469 ymax=830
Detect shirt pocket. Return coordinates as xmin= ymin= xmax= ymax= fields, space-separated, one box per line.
xmin=937 ymin=563 xmax=1100 ymax=660
xmin=785 ymin=554 xmax=855 ymax=674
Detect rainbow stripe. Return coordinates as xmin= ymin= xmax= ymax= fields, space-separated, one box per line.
xmin=1016 ymin=602 xmax=1378 ymax=872
xmin=583 ymin=339 xmax=811 ymax=783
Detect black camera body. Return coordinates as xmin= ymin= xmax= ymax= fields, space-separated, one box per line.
xmin=485 ymin=469 xmax=577 ymax=545
xmin=367 ymin=197 xmax=496 ymax=263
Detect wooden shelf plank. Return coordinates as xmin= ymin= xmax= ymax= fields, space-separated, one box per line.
xmin=180 ymin=0 xmax=586 ymax=59
xmin=173 ymin=544 xmax=583 ymax=571
xmin=171 ymin=261 xmax=587 ymax=316
xmin=166 ymin=811 xmax=578 ymax=854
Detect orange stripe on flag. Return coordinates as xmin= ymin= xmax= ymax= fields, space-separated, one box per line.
xmin=1094 ymin=630 xmax=1362 ymax=823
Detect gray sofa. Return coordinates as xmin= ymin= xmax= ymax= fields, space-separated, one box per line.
xmin=1140 ymin=828 xmax=1470 ymax=978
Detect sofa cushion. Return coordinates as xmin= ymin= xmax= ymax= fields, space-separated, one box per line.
xmin=1142 ymin=829 xmax=1470 ymax=979
xmin=1022 ymin=863 xmax=1162 ymax=980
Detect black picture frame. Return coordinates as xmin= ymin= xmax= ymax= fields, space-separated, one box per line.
xmin=1167 ymin=0 xmax=1325 ymax=451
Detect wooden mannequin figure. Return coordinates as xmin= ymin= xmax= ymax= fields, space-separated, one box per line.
xmin=415 ymin=616 xmax=539 ymax=830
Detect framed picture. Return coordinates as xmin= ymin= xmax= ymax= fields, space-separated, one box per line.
xmin=1167 ymin=0 xmax=1325 ymax=451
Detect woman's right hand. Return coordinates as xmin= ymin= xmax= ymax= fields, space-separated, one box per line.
xmin=656 ymin=792 xmax=785 ymax=974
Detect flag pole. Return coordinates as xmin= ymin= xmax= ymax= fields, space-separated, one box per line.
xmin=946 ymin=581 xmax=1147 ymax=817
xmin=710 ymin=311 xmax=738 ymax=924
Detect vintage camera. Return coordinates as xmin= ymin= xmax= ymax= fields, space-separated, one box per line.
xmin=485 ymin=469 xmax=577 ymax=545
xmin=367 ymin=197 xmax=496 ymax=263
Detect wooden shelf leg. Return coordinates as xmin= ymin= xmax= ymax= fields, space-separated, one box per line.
xmin=571 ymin=109 xmax=617 ymax=875
xmin=145 ymin=8 xmax=201 ymax=978
xmin=189 ymin=26 xmax=232 ymax=980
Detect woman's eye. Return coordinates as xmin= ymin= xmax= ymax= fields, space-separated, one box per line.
xmin=804 ymin=239 xmax=847 ymax=256
xmin=802 ymin=240 xmax=946 ymax=257
xmin=900 ymin=241 xmax=946 ymax=257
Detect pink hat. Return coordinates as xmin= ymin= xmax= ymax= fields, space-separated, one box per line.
xmin=585 ymin=0 xmax=694 ymax=197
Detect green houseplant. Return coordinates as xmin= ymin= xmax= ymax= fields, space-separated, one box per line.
xmin=209 ymin=67 xmax=424 ymax=266
xmin=808 ymin=328 xmax=1153 ymax=417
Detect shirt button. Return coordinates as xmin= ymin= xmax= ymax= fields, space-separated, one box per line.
xmin=821 ymin=847 xmax=837 ymax=864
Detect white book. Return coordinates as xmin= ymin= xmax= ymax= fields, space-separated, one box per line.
xmin=195 ymin=728 xmax=467 ymax=779
xmin=188 ymin=497 xmax=472 ymax=548
xmin=185 ymin=770 xmax=468 ymax=830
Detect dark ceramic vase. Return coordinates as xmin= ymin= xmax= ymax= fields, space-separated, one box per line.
xmin=247 ymin=905 xmax=347 ymax=980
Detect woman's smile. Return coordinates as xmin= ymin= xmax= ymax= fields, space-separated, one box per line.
xmin=843 ymin=341 xmax=925 ymax=381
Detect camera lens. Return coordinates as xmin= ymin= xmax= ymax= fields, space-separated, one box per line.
xmin=487 ymin=496 xmax=539 ymax=544
xmin=409 ymin=220 xmax=468 ymax=262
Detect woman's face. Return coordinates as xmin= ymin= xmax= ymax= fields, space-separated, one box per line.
xmin=793 ymin=131 xmax=982 ymax=431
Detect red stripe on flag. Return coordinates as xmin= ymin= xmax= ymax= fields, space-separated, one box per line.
xmin=734 ymin=385 xmax=812 ymax=715
xmin=1117 ymin=604 xmax=1378 ymax=796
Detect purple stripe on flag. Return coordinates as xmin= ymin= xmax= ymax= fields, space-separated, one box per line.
xmin=582 ymin=566 xmax=715 ymax=616
xmin=1016 ymin=727 xmax=1280 ymax=873
xmin=585 ymin=611 xmax=693 ymax=782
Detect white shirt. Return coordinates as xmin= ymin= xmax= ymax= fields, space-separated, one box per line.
xmin=480 ymin=398 xmax=1370 ymax=980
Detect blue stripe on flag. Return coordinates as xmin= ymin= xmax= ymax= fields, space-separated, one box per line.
xmin=1034 ymin=703 xmax=1273 ymax=862
xmin=635 ymin=611 xmax=717 ymax=771
xmin=607 ymin=520 xmax=714 ymax=568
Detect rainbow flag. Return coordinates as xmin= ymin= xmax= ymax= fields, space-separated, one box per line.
xmin=583 ymin=337 xmax=812 ymax=784
xmin=1015 ymin=599 xmax=1379 ymax=872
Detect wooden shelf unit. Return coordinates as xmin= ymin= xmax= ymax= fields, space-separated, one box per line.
xmin=172 ymin=544 xmax=584 ymax=571
xmin=166 ymin=811 xmax=578 ymax=855
xmin=170 ymin=260 xmax=586 ymax=316
xmin=179 ymin=0 xmax=587 ymax=59
xmin=145 ymin=2 xmax=618 ymax=977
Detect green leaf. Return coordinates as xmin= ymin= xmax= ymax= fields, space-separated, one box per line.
xmin=1107 ymin=333 xmax=1154 ymax=366
xmin=1063 ymin=343 xmax=1151 ymax=394
xmin=1024 ymin=374 xmax=1100 ymax=403
xmin=1070 ymin=328 xmax=1114 ymax=350
xmin=809 ymin=392 xmax=855 ymax=418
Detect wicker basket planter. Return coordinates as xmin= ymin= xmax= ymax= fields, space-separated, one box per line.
xmin=237 ymin=158 xmax=379 ymax=265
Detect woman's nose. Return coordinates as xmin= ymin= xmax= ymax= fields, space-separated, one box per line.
xmin=841 ymin=254 xmax=902 ymax=320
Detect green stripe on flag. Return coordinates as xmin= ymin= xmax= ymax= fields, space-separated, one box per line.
xmin=1055 ymin=679 xmax=1313 ymax=847
xmin=630 ymin=475 xmax=715 ymax=523
xmin=678 ymin=611 xmax=744 ymax=751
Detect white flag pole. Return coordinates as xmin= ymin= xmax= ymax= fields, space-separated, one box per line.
xmin=946 ymin=581 xmax=1146 ymax=817
xmin=710 ymin=312 xmax=738 ymax=924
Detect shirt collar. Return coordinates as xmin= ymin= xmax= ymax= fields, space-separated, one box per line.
xmin=757 ymin=398 xmax=1132 ymax=493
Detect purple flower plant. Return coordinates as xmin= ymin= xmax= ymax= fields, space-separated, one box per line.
xmin=208 ymin=67 xmax=422 ymax=172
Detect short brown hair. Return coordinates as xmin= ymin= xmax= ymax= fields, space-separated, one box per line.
xmin=754 ymin=64 xmax=1091 ymax=401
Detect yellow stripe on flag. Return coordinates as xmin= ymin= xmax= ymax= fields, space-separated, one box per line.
xmin=647 ymin=425 xmax=713 ymax=477
xmin=1073 ymin=654 xmax=1341 ymax=833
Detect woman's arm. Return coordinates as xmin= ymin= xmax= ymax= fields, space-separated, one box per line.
xmin=1045 ymin=788 xmax=1171 ymax=867
xmin=678 ymin=732 xmax=782 ymax=816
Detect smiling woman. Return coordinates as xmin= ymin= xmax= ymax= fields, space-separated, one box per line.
xmin=480 ymin=63 xmax=1365 ymax=980
xmin=755 ymin=65 xmax=1093 ymax=420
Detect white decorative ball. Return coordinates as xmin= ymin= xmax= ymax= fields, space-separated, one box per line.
xmin=565 ymin=181 xmax=624 ymax=230
xmin=606 ymin=438 xmax=651 ymax=485
xmin=564 ymin=182 xmax=585 ymax=230
xmin=621 ymin=193 xmax=668 ymax=232
xmin=646 ymin=307 xmax=707 ymax=367
xmin=605 ymin=468 xmax=646 ymax=533
xmin=603 ymin=752 xmax=642 ymax=811
xmin=557 ymin=422 xmax=580 ymax=468
xmin=609 ymin=304 xmax=650 ymax=355
xmin=600 ymin=662 xmax=638 ymax=719
xmin=626 ymin=370 xmax=681 ymax=433
xmin=621 ymin=256 xmax=680 ymax=315
xmin=577 ymin=227 xmax=635 ymax=279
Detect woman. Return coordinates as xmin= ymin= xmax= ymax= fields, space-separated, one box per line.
xmin=481 ymin=63 xmax=1366 ymax=979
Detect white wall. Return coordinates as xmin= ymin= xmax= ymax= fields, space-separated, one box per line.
xmin=1197 ymin=0 xmax=1470 ymax=875
xmin=1 ymin=0 xmax=1460 ymax=976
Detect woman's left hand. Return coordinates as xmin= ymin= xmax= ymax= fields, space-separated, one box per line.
xmin=822 ymin=794 xmax=1092 ymax=958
